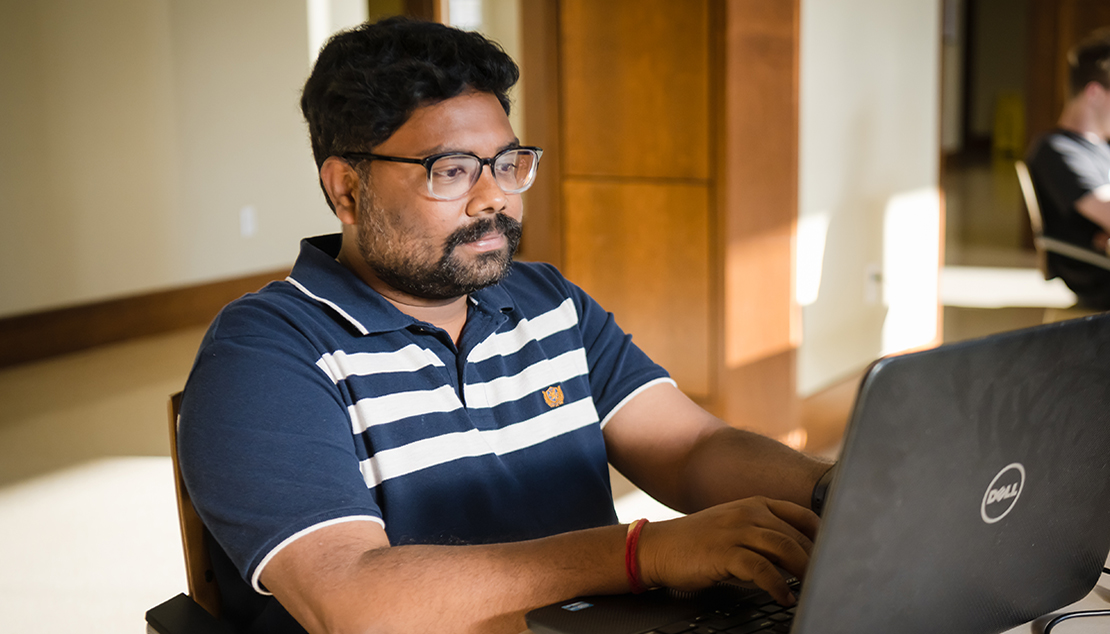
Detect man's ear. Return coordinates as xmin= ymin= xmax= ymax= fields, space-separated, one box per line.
xmin=319 ymin=157 xmax=362 ymax=226
xmin=1082 ymin=80 xmax=1108 ymax=103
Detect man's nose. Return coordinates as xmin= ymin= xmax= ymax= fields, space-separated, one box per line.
xmin=465 ymin=163 xmax=508 ymax=216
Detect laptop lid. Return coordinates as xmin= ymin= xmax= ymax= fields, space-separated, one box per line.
xmin=526 ymin=313 xmax=1110 ymax=634
xmin=792 ymin=312 xmax=1110 ymax=634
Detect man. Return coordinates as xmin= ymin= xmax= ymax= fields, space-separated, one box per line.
xmin=179 ymin=17 xmax=833 ymax=634
xmin=1027 ymin=28 xmax=1110 ymax=309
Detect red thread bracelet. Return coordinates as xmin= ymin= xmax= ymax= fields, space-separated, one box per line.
xmin=625 ymin=518 xmax=649 ymax=593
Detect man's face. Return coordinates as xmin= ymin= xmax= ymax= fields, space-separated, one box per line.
xmin=1097 ymin=82 xmax=1110 ymax=139
xmin=354 ymin=91 xmax=524 ymax=301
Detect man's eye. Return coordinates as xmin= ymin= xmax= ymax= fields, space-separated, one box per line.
xmin=433 ymin=164 xmax=472 ymax=180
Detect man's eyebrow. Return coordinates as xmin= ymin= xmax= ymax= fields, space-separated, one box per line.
xmin=420 ymin=139 xmax=522 ymax=156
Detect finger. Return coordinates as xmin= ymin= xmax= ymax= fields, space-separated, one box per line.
xmin=740 ymin=527 xmax=811 ymax=580
xmin=763 ymin=498 xmax=821 ymax=542
xmin=727 ymin=549 xmax=797 ymax=606
xmin=731 ymin=501 xmax=815 ymax=557
xmin=762 ymin=514 xmax=815 ymax=557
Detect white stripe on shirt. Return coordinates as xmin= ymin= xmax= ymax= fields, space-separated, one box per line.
xmin=358 ymin=397 xmax=599 ymax=489
xmin=468 ymin=298 xmax=579 ymax=363
xmin=316 ymin=345 xmax=445 ymax=384
xmin=463 ymin=348 xmax=589 ymax=409
xmin=348 ymin=384 xmax=463 ymax=434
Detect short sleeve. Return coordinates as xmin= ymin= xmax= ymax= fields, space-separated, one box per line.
xmin=1030 ymin=134 xmax=1110 ymax=214
xmin=177 ymin=304 xmax=382 ymax=592
xmin=555 ymin=271 xmax=673 ymax=424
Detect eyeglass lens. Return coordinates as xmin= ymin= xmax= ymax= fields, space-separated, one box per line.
xmin=429 ymin=149 xmax=539 ymax=200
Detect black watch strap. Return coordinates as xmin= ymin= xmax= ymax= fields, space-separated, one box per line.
xmin=811 ymin=464 xmax=837 ymax=516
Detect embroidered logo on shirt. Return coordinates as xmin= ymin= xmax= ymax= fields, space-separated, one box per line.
xmin=542 ymin=385 xmax=565 ymax=408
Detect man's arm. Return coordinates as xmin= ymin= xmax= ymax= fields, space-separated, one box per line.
xmin=1032 ymin=134 xmax=1110 ymax=244
xmin=255 ymin=379 xmax=825 ymax=634
xmin=262 ymin=385 xmax=825 ymax=634
xmin=603 ymin=381 xmax=833 ymax=514
xmin=1075 ymin=184 xmax=1110 ymax=243
xmin=262 ymin=495 xmax=816 ymax=634
xmin=261 ymin=520 xmax=626 ymax=634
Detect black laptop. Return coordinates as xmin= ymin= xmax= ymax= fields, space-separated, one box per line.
xmin=527 ymin=312 xmax=1110 ymax=634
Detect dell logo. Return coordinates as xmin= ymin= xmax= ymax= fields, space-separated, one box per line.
xmin=985 ymin=483 xmax=1019 ymax=505
xmin=981 ymin=463 xmax=1025 ymax=524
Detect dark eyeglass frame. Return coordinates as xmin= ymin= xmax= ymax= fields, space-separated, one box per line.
xmin=339 ymin=145 xmax=544 ymax=201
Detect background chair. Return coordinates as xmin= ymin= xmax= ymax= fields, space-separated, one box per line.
xmin=147 ymin=392 xmax=233 ymax=634
xmin=1014 ymin=160 xmax=1110 ymax=277
xmin=1015 ymin=160 xmax=1110 ymax=323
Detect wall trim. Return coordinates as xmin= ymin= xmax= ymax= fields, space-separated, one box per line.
xmin=0 ymin=269 xmax=289 ymax=369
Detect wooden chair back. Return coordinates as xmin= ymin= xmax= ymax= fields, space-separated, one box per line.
xmin=168 ymin=391 xmax=222 ymax=618
xmin=1014 ymin=159 xmax=1050 ymax=279
xmin=1015 ymin=160 xmax=1110 ymax=277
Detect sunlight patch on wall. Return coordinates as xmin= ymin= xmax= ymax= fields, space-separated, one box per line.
xmin=881 ymin=188 xmax=941 ymax=355
xmin=940 ymin=266 xmax=1075 ymax=308
xmin=307 ymin=0 xmax=368 ymax=63
xmin=795 ymin=211 xmax=831 ymax=307
xmin=448 ymin=0 xmax=484 ymax=29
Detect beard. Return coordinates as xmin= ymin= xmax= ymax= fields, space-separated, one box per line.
xmin=355 ymin=192 xmax=522 ymax=301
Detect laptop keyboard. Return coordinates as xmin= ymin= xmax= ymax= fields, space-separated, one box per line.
xmin=648 ymin=588 xmax=797 ymax=634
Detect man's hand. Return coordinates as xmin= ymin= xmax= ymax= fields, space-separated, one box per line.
xmin=639 ymin=497 xmax=818 ymax=605
xmin=1075 ymin=185 xmax=1110 ymax=239
xmin=1092 ymin=230 xmax=1109 ymax=254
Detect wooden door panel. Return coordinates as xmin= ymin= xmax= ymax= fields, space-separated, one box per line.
xmin=521 ymin=0 xmax=802 ymax=433
xmin=560 ymin=0 xmax=710 ymax=181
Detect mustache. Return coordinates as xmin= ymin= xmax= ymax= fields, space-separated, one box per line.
xmin=444 ymin=213 xmax=522 ymax=251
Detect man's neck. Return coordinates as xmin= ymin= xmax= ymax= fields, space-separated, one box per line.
xmin=1058 ymin=99 xmax=1109 ymax=144
xmin=336 ymin=249 xmax=470 ymax=345
xmin=384 ymin=294 xmax=470 ymax=345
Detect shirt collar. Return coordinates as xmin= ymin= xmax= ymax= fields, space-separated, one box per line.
xmin=286 ymin=234 xmax=515 ymax=335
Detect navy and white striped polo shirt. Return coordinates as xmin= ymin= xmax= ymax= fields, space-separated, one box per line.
xmin=179 ymin=234 xmax=672 ymax=593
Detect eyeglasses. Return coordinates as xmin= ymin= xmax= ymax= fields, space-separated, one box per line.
xmin=340 ymin=146 xmax=544 ymax=201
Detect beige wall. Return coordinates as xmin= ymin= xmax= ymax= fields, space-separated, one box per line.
xmin=1 ymin=0 xmax=945 ymax=388
xmin=798 ymin=0 xmax=942 ymax=394
xmin=0 ymin=0 xmax=339 ymax=319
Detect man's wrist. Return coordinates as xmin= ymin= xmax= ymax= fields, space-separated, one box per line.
xmin=811 ymin=463 xmax=837 ymax=516
xmin=625 ymin=519 xmax=649 ymax=593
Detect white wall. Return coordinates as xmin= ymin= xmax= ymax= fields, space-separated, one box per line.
xmin=798 ymin=0 xmax=941 ymax=395
xmin=0 ymin=0 xmax=341 ymax=318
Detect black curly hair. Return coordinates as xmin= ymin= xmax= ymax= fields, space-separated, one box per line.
xmin=1068 ymin=28 xmax=1110 ymax=96
xmin=301 ymin=17 xmax=520 ymax=204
